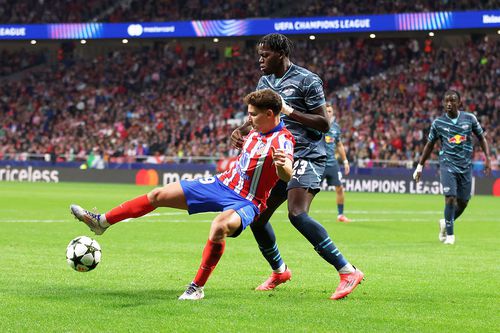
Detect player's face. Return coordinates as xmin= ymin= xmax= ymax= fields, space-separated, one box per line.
xmin=248 ymin=104 xmax=273 ymax=133
xmin=258 ymin=44 xmax=282 ymax=75
xmin=443 ymin=93 xmax=460 ymax=116
xmin=326 ymin=106 xmax=334 ymax=123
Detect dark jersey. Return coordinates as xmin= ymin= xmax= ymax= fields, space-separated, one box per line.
xmin=325 ymin=121 xmax=341 ymax=167
xmin=428 ymin=111 xmax=484 ymax=173
xmin=256 ymin=63 xmax=326 ymax=159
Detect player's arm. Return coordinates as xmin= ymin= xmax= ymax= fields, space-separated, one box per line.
xmin=271 ymin=146 xmax=293 ymax=182
xmin=336 ymin=141 xmax=350 ymax=175
xmin=413 ymin=140 xmax=436 ymax=182
xmin=281 ymin=100 xmax=329 ymax=133
xmin=230 ymin=119 xmax=252 ymax=149
xmin=477 ymin=134 xmax=491 ymax=176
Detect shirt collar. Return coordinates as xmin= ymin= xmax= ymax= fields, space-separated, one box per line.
xmin=261 ymin=120 xmax=284 ymax=136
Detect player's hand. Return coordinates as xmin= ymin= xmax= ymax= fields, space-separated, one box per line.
xmin=413 ymin=164 xmax=423 ymax=182
xmin=271 ymin=146 xmax=287 ymax=167
xmin=343 ymin=160 xmax=350 ymax=175
xmin=484 ymin=158 xmax=491 ymax=176
xmin=230 ymin=128 xmax=244 ymax=149
xmin=279 ymin=95 xmax=294 ymax=116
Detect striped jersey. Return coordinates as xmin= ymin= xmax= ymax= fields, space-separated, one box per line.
xmin=428 ymin=111 xmax=484 ymax=173
xmin=325 ymin=121 xmax=341 ymax=167
xmin=256 ymin=63 xmax=326 ymax=159
xmin=217 ymin=121 xmax=294 ymax=212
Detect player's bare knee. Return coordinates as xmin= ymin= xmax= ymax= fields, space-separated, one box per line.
xmin=209 ymin=219 xmax=230 ymax=241
xmin=147 ymin=188 xmax=163 ymax=206
xmin=445 ymin=196 xmax=457 ymax=206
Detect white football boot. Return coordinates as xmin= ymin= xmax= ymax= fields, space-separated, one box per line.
xmin=438 ymin=219 xmax=447 ymax=242
xmin=178 ymin=283 xmax=205 ymax=300
xmin=443 ymin=235 xmax=455 ymax=245
xmin=70 ymin=204 xmax=108 ymax=235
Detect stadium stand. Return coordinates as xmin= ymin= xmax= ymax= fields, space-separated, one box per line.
xmin=0 ymin=0 xmax=497 ymax=23
xmin=0 ymin=35 xmax=497 ymax=169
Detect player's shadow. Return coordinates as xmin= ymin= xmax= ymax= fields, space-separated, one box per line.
xmin=34 ymin=285 xmax=181 ymax=308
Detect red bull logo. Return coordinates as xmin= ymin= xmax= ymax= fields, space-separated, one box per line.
xmin=448 ymin=134 xmax=467 ymax=144
xmin=325 ymin=135 xmax=334 ymax=143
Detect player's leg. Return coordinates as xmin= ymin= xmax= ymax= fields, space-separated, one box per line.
xmin=287 ymin=187 xmax=363 ymax=300
xmin=441 ymin=169 xmax=458 ymax=244
xmin=181 ymin=202 xmax=257 ymax=300
xmin=331 ymin=164 xmax=349 ymax=222
xmin=454 ymin=171 xmax=472 ymax=221
xmin=252 ymin=181 xmax=291 ymax=290
xmin=70 ymin=182 xmax=187 ymax=235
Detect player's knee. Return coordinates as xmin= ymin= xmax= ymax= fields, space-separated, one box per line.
xmin=147 ymin=187 xmax=164 ymax=206
xmin=445 ymin=196 xmax=457 ymax=206
xmin=209 ymin=219 xmax=230 ymax=242
xmin=335 ymin=186 xmax=343 ymax=195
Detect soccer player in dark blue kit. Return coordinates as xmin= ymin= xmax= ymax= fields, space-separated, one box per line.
xmin=232 ymin=33 xmax=363 ymax=300
xmin=322 ymin=103 xmax=351 ymax=222
xmin=413 ymin=90 xmax=491 ymax=245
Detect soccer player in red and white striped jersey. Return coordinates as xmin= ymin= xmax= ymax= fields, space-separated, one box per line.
xmin=70 ymin=89 xmax=294 ymax=300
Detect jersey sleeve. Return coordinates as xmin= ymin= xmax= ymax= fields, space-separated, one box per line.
xmin=470 ymin=113 xmax=484 ymax=138
xmin=303 ymin=74 xmax=326 ymax=110
xmin=276 ymin=132 xmax=295 ymax=160
xmin=256 ymin=76 xmax=268 ymax=91
xmin=334 ymin=124 xmax=341 ymax=143
xmin=428 ymin=120 xmax=439 ymax=143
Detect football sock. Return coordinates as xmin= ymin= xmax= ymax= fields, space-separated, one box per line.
xmin=193 ymin=239 xmax=226 ymax=287
xmin=444 ymin=203 xmax=455 ymax=235
xmin=274 ymin=263 xmax=287 ymax=274
xmin=338 ymin=263 xmax=355 ymax=274
xmin=251 ymin=222 xmax=284 ymax=271
xmin=338 ymin=204 xmax=344 ymax=216
xmin=289 ymin=212 xmax=348 ymax=271
xmin=454 ymin=204 xmax=466 ymax=221
xmin=105 ymin=194 xmax=155 ymax=224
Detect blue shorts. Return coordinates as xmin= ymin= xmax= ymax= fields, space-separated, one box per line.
xmin=180 ymin=177 xmax=259 ymax=232
xmin=322 ymin=163 xmax=343 ymax=187
xmin=440 ymin=168 xmax=472 ymax=201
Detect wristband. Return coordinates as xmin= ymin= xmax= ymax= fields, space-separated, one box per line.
xmin=343 ymin=160 xmax=349 ymax=165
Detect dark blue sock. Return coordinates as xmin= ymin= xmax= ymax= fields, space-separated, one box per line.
xmin=289 ymin=212 xmax=348 ymax=270
xmin=251 ymin=222 xmax=283 ymax=270
xmin=338 ymin=204 xmax=344 ymax=215
xmin=454 ymin=204 xmax=466 ymax=221
xmin=444 ymin=204 xmax=455 ymax=235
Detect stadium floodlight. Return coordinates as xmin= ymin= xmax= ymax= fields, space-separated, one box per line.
xmin=80 ymin=39 xmax=87 ymax=44
xmin=30 ymin=40 xmax=37 ymax=45
xmin=122 ymin=39 xmax=129 ymax=44
xmin=498 ymin=30 xmax=500 ymax=34
xmin=369 ymin=33 xmax=376 ymax=39
xmin=213 ymin=38 xmax=219 ymax=43
xmin=429 ymin=31 xmax=435 ymax=37
xmin=309 ymin=35 xmax=316 ymax=40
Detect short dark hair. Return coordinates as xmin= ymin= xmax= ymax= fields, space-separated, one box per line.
xmin=445 ymin=89 xmax=461 ymax=101
xmin=244 ymin=89 xmax=282 ymax=115
xmin=258 ymin=33 xmax=293 ymax=57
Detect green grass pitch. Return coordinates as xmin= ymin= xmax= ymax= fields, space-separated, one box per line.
xmin=0 ymin=182 xmax=498 ymax=332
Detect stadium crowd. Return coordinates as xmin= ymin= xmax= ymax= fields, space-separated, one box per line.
xmin=0 ymin=36 xmax=497 ymax=169
xmin=0 ymin=0 xmax=496 ymax=23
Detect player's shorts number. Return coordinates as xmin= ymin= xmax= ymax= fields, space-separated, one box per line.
xmin=293 ymin=160 xmax=308 ymax=175
xmin=199 ymin=177 xmax=216 ymax=184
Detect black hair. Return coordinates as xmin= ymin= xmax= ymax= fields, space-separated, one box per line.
xmin=258 ymin=33 xmax=293 ymax=57
xmin=445 ymin=89 xmax=461 ymax=101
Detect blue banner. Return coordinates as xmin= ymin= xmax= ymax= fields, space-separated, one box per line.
xmin=0 ymin=10 xmax=498 ymax=40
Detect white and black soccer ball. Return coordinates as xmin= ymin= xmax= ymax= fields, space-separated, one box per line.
xmin=66 ymin=236 xmax=101 ymax=272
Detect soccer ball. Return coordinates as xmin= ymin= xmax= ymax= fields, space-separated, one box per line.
xmin=66 ymin=236 xmax=101 ymax=272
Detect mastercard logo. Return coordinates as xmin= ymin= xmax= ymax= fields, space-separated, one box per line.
xmin=136 ymin=169 xmax=159 ymax=186
xmin=493 ymin=178 xmax=500 ymax=197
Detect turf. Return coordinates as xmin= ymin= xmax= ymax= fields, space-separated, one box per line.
xmin=0 ymin=182 xmax=498 ymax=332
